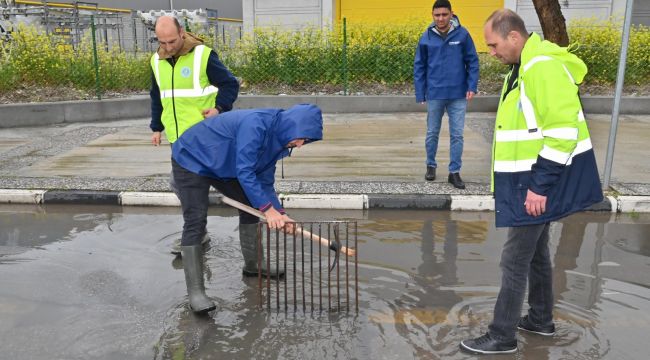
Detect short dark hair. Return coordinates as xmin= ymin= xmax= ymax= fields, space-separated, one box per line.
xmin=486 ymin=9 xmax=528 ymax=38
xmin=433 ymin=0 xmax=452 ymax=11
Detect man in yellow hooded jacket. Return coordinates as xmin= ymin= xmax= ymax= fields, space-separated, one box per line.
xmin=460 ymin=9 xmax=603 ymax=355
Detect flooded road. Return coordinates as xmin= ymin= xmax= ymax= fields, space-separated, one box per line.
xmin=1 ymin=205 xmax=649 ymax=359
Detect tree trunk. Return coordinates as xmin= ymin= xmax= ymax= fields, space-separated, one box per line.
xmin=532 ymin=0 xmax=570 ymax=46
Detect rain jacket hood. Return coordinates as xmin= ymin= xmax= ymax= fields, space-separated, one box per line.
xmin=521 ymin=33 xmax=587 ymax=85
xmin=171 ymin=104 xmax=323 ymax=212
xmin=275 ymin=104 xmax=324 ymax=146
xmin=427 ymin=14 xmax=460 ymax=37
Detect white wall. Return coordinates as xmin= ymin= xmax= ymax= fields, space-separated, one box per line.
xmin=243 ymin=0 xmax=335 ymax=33
xmin=513 ymin=0 xmax=649 ymax=34
xmin=629 ymin=0 xmax=650 ymax=26
xmin=517 ymin=0 xmax=614 ymax=34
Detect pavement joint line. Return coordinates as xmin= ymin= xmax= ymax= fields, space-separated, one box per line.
xmin=0 ymin=189 xmax=648 ymax=213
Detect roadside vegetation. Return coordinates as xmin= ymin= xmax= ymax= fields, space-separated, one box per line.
xmin=0 ymin=19 xmax=648 ymax=103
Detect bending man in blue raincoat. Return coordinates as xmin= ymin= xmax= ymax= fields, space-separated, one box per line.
xmin=171 ymin=104 xmax=323 ymax=313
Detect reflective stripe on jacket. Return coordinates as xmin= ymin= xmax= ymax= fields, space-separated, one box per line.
xmin=150 ymin=44 xmax=218 ymax=143
xmin=492 ymin=33 xmax=603 ymax=227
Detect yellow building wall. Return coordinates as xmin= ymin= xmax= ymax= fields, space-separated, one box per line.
xmin=335 ymin=0 xmax=503 ymax=51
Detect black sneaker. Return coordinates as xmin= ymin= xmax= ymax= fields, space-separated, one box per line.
xmin=448 ymin=172 xmax=466 ymax=189
xmin=460 ymin=333 xmax=517 ymax=355
xmin=517 ymin=315 xmax=556 ymax=336
xmin=425 ymin=166 xmax=436 ymax=181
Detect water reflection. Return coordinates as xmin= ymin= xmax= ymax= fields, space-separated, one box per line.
xmin=1 ymin=207 xmax=649 ymax=359
xmin=0 ymin=204 xmax=118 ymax=258
xmin=388 ymin=219 xmax=463 ymax=358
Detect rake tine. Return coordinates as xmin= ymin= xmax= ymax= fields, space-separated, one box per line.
xmin=292 ymin=222 xmax=297 ymax=312
xmin=283 ymin=227 xmax=287 ymax=311
xmin=345 ymin=223 xmax=349 ymax=312
xmin=258 ymin=224 xmax=263 ymax=309
xmin=335 ymin=224 xmax=340 ymax=311
xmin=276 ymin=227 xmax=280 ymax=311
xmin=266 ymin=224 xmax=271 ymax=310
xmin=327 ymin=223 xmax=331 ymax=311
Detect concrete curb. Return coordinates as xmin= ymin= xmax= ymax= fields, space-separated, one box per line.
xmin=368 ymin=194 xmax=451 ymax=209
xmin=616 ymin=196 xmax=650 ymax=213
xmin=42 ymin=190 xmax=120 ymax=204
xmin=2 ymin=95 xmax=650 ymax=128
xmin=0 ymin=189 xmax=46 ymax=204
xmin=1 ymin=189 xmax=644 ymax=213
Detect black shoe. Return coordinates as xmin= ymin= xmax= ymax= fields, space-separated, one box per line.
xmin=448 ymin=172 xmax=466 ymax=189
xmin=517 ymin=315 xmax=556 ymax=336
xmin=460 ymin=333 xmax=517 ymax=355
xmin=425 ymin=166 xmax=436 ymax=181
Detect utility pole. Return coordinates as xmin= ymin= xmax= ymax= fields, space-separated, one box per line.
xmin=603 ymin=0 xmax=634 ymax=189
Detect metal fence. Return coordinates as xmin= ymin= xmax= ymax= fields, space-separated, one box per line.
xmin=0 ymin=15 xmax=647 ymax=103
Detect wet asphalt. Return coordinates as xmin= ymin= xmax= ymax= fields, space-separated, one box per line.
xmin=1 ymin=205 xmax=649 ymax=359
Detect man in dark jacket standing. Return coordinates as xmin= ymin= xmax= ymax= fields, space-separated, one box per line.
xmin=149 ymin=15 xmax=239 ymax=254
xmin=414 ymin=0 xmax=479 ymax=189
xmin=171 ymin=104 xmax=323 ymax=313
xmin=460 ymin=9 xmax=603 ymax=354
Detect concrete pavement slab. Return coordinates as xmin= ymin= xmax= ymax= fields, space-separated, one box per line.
xmin=0 ymin=112 xmax=649 ymax=212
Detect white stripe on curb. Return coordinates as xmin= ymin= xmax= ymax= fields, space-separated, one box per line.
xmin=617 ymin=196 xmax=650 ymax=213
xmin=120 ymin=192 xmax=181 ymax=206
xmin=0 ymin=189 xmax=46 ymax=204
xmin=280 ymin=194 xmax=368 ymax=209
xmin=606 ymin=196 xmax=618 ymax=213
xmin=450 ymin=195 xmax=494 ymax=211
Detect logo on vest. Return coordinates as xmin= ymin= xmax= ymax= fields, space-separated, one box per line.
xmin=449 ymin=41 xmax=460 ymax=45
xmin=181 ymin=67 xmax=191 ymax=78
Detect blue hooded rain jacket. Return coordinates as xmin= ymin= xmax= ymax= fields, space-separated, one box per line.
xmin=172 ymin=104 xmax=323 ymax=212
xmin=414 ymin=15 xmax=479 ymax=102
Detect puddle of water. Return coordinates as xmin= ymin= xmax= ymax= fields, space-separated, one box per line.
xmin=1 ymin=205 xmax=649 ymax=359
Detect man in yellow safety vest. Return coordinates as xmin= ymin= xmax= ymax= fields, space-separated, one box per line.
xmin=460 ymin=9 xmax=603 ymax=355
xmin=149 ymin=15 xmax=239 ymax=255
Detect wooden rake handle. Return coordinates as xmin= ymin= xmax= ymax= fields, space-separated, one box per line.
xmin=220 ymin=195 xmax=356 ymax=257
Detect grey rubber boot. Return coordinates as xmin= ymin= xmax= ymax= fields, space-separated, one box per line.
xmin=181 ymin=245 xmax=216 ymax=313
xmin=239 ymin=223 xmax=285 ymax=279
xmin=171 ymin=231 xmax=210 ymax=256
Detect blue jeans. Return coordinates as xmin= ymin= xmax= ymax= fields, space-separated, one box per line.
xmin=488 ymin=223 xmax=554 ymax=342
xmin=171 ymin=159 xmax=259 ymax=246
xmin=425 ymin=99 xmax=467 ymax=173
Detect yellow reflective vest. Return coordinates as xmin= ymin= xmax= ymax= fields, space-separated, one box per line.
xmin=150 ymin=44 xmax=218 ymax=143
xmin=492 ymin=33 xmax=603 ymax=227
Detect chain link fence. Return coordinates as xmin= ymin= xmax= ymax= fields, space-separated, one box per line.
xmin=1 ymin=16 xmax=648 ymax=104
